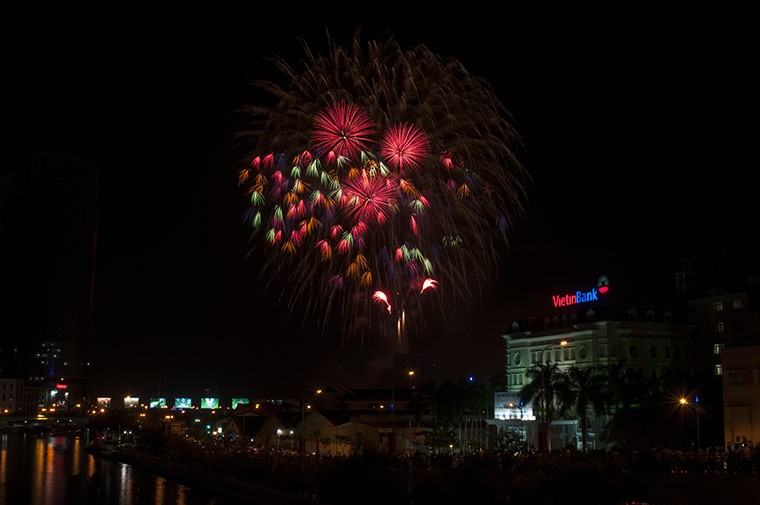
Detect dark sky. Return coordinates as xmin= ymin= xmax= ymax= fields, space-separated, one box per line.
xmin=9 ymin=11 xmax=756 ymax=400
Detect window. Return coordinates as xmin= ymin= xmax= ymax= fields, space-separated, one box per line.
xmin=713 ymin=301 xmax=724 ymax=312
xmin=646 ymin=310 xmax=655 ymax=322
xmin=713 ymin=343 xmax=726 ymax=355
xmin=715 ymin=322 xmax=725 ymax=334
xmin=650 ymin=345 xmax=657 ymax=358
xmin=629 ymin=345 xmax=639 ymax=358
xmin=665 ymin=346 xmax=672 ymax=358
xmin=727 ymin=369 xmax=747 ymax=387
xmin=513 ymin=352 xmax=521 ymax=366
xmin=628 ymin=309 xmax=637 ymax=322
xmin=609 ymin=344 xmax=617 ymax=357
xmin=579 ymin=345 xmax=588 ymax=360
xmin=599 ymin=344 xmax=608 ymax=358
xmin=733 ymin=299 xmax=744 ymax=310
xmin=564 ymin=347 xmax=576 ymax=361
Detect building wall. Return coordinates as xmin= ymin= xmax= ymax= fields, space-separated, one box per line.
xmin=0 ymin=153 xmax=99 ymax=408
xmin=0 ymin=378 xmax=44 ymax=414
xmin=501 ymin=306 xmax=694 ymax=450
xmin=503 ymin=316 xmax=693 ymax=394
xmin=721 ymin=344 xmax=760 ymax=448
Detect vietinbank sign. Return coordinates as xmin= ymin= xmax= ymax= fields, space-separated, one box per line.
xmin=552 ymin=275 xmax=610 ymax=308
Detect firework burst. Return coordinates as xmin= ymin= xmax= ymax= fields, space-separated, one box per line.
xmin=311 ymin=100 xmax=376 ymax=159
xmin=235 ymin=29 xmax=529 ymax=347
xmin=381 ymin=122 xmax=430 ymax=174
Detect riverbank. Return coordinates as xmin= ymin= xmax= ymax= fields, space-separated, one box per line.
xmin=0 ymin=415 xmax=89 ymax=434
xmin=87 ymin=442 xmax=326 ymax=505
xmin=85 ymin=441 xmax=760 ymax=505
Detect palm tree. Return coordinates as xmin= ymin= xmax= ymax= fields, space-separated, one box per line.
xmin=556 ymin=365 xmax=607 ymax=450
xmin=603 ymin=359 xmax=664 ymax=414
xmin=434 ymin=378 xmax=480 ymax=425
xmin=519 ymin=362 xmax=567 ymax=451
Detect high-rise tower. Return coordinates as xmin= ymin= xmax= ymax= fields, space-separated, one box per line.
xmin=0 ymin=153 xmax=99 ymax=408
xmin=0 ymin=171 xmax=24 ymax=376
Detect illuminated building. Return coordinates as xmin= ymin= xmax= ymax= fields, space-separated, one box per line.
xmin=721 ymin=344 xmax=760 ymax=449
xmin=679 ymin=255 xmax=760 ymax=449
xmin=498 ymin=274 xmax=694 ymax=450
xmin=0 ymin=153 xmax=99 ymax=409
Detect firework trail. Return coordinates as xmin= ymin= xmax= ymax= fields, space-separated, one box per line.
xmin=235 ymin=28 xmax=529 ymax=348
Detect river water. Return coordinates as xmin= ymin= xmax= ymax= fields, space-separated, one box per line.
xmin=0 ymin=430 xmax=250 ymax=505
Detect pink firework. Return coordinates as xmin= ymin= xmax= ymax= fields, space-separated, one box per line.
xmin=380 ymin=122 xmax=430 ymax=173
xmin=372 ymin=290 xmax=392 ymax=313
xmin=341 ymin=170 xmax=399 ymax=226
xmin=420 ymin=278 xmax=439 ymax=293
xmin=311 ymin=101 xmax=375 ymax=160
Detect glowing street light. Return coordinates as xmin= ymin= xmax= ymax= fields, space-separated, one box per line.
xmin=391 ymin=369 xmax=416 ymax=454
xmin=539 ymin=340 xmax=568 ymax=451
xmin=680 ymin=396 xmax=701 ymax=451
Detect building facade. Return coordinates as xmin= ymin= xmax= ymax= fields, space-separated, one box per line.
xmin=0 ymin=378 xmax=45 ymax=415
xmin=721 ymin=344 xmax=760 ymax=449
xmin=0 ymin=153 xmax=99 ymax=409
xmin=499 ymin=303 xmax=694 ymax=450
xmin=678 ymin=256 xmax=760 ymax=449
xmin=492 ymin=272 xmax=696 ymax=450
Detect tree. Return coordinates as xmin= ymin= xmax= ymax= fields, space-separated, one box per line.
xmin=433 ymin=378 xmax=479 ymax=425
xmin=494 ymin=426 xmax=524 ymax=455
xmin=598 ymin=359 xmax=671 ymax=449
xmin=519 ymin=362 xmax=567 ymax=450
xmin=602 ymin=359 xmax=662 ymax=414
xmin=423 ymin=423 xmax=458 ymax=455
xmin=556 ymin=365 xmax=608 ymax=450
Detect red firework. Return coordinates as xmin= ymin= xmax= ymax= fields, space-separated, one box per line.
xmin=311 ymin=100 xmax=376 ymax=159
xmin=341 ymin=170 xmax=399 ymax=226
xmin=380 ymin=122 xmax=430 ymax=173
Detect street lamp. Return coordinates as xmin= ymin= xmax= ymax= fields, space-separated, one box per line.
xmin=539 ymin=340 xmax=567 ymax=451
xmin=680 ymin=396 xmax=701 ymax=451
xmin=391 ymin=370 xmax=416 ymax=454
xmin=507 ymin=402 xmax=526 ymax=452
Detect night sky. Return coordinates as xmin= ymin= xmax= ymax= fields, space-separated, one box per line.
xmin=8 ymin=11 xmax=756 ymax=400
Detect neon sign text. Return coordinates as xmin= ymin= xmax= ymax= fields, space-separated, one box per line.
xmin=551 ymin=275 xmax=609 ymax=308
xmin=552 ymin=289 xmax=599 ymax=308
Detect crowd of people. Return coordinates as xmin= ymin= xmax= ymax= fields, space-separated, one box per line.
xmin=132 ymin=433 xmax=760 ymax=505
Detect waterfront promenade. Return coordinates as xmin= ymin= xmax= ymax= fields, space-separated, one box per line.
xmin=94 ymin=437 xmax=760 ymax=505
xmin=101 ymin=444 xmax=324 ymax=505
xmin=6 ymin=415 xmax=759 ymax=504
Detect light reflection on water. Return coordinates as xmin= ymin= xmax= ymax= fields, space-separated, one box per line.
xmin=0 ymin=431 xmax=243 ymax=505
